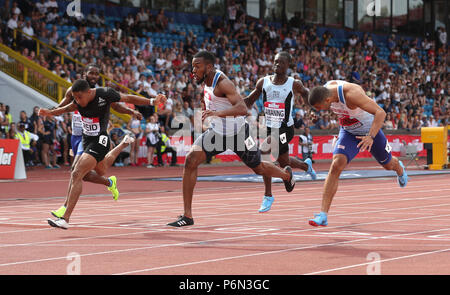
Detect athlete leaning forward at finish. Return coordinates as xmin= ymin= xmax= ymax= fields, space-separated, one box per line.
xmin=307 ymin=80 xmax=408 ymax=227
xmin=50 ymin=64 xmax=146 ymax=219
xmin=167 ymin=51 xmax=296 ymax=227
xmin=39 ymin=79 xmax=166 ymax=229
xmin=243 ymin=51 xmax=317 ymax=213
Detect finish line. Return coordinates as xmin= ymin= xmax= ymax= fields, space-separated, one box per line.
xmin=149 ymin=169 xmax=450 ymax=183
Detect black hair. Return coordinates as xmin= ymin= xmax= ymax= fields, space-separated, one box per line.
xmin=72 ymin=79 xmax=90 ymax=92
xmin=276 ymin=51 xmax=292 ymax=64
xmin=308 ymin=86 xmax=331 ymax=106
xmin=84 ymin=63 xmax=100 ymax=73
xmin=193 ymin=51 xmax=215 ymax=65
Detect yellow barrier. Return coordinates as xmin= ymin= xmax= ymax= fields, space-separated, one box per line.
xmin=421 ymin=126 xmax=449 ymax=170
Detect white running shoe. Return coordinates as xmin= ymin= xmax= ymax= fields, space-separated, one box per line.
xmin=47 ymin=218 xmax=69 ymax=230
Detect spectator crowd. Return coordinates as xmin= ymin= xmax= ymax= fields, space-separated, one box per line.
xmin=0 ymin=0 xmax=448 ymax=168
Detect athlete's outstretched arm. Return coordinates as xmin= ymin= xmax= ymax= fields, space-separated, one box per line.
xmin=39 ymin=102 xmax=77 ymax=117
xmin=346 ymin=83 xmax=386 ymax=152
xmin=119 ymin=93 xmax=166 ymax=106
xmin=243 ymin=78 xmax=264 ymax=109
xmin=203 ymin=78 xmax=248 ymax=119
xmin=111 ymin=103 xmax=143 ymax=120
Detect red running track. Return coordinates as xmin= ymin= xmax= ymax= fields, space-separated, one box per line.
xmin=0 ymin=160 xmax=450 ymax=275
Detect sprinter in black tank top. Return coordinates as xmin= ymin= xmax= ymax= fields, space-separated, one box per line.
xmin=50 ymin=64 xmax=144 ymax=220
xmin=38 ymin=79 xmax=166 ymax=229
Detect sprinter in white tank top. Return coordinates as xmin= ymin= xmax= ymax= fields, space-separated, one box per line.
xmin=306 ymin=80 xmax=408 ymax=227
xmin=168 ymin=51 xmax=297 ymax=228
xmin=244 ymin=51 xmax=316 ymax=213
xmin=323 ymin=80 xmax=374 ymax=135
xmin=203 ymin=69 xmax=246 ymax=135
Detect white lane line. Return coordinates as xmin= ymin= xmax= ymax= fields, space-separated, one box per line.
xmin=304 ymin=247 xmax=450 ymax=275
xmin=114 ymin=226 xmax=450 ymax=275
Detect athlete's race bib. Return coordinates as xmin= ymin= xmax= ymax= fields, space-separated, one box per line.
xmin=81 ymin=116 xmax=100 ymax=136
xmin=338 ymin=114 xmax=363 ymax=130
xmin=264 ymin=102 xmax=285 ymax=126
xmin=72 ymin=111 xmax=83 ymax=130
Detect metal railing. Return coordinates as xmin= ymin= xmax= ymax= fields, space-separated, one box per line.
xmin=0 ymin=42 xmax=71 ymax=102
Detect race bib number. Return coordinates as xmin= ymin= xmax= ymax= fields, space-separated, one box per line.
xmin=244 ymin=136 xmax=256 ymax=150
xmin=82 ymin=116 xmax=100 ymax=136
xmin=280 ymin=132 xmax=287 ymax=144
xmin=99 ymin=135 xmax=108 ymax=147
xmin=338 ymin=115 xmax=363 ymax=130
xmin=264 ymin=102 xmax=285 ymax=125
xmin=385 ymin=141 xmax=392 ymax=153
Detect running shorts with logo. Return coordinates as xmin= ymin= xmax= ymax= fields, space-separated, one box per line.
xmin=193 ymin=122 xmax=261 ymax=169
xmin=82 ymin=132 xmax=111 ymax=163
xmin=333 ymin=128 xmax=392 ymax=165
xmin=266 ymin=125 xmax=295 ymax=155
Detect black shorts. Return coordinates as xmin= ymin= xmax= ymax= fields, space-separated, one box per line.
xmin=193 ymin=123 xmax=261 ymax=169
xmin=42 ymin=135 xmax=53 ymax=145
xmin=266 ymin=125 xmax=295 ymax=155
xmin=82 ymin=134 xmax=110 ymax=163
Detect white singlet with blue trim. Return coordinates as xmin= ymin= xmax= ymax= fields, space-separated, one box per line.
xmin=203 ymin=70 xmax=245 ymax=136
xmin=325 ymin=80 xmax=374 ymax=135
xmin=71 ymin=110 xmax=83 ymax=136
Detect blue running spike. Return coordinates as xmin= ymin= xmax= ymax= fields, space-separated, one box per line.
xmin=258 ymin=196 xmax=274 ymax=213
xmin=309 ymin=212 xmax=328 ymax=227
xmin=397 ymin=161 xmax=408 ymax=188
xmin=305 ymin=158 xmax=317 ymax=180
